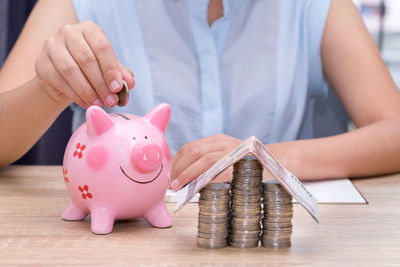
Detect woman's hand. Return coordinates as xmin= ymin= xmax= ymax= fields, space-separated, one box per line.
xmin=35 ymin=21 xmax=135 ymax=109
xmin=170 ymin=134 xmax=242 ymax=190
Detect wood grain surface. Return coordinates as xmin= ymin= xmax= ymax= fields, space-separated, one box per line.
xmin=0 ymin=165 xmax=399 ymax=266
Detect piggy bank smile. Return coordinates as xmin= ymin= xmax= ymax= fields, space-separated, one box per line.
xmin=120 ymin=164 xmax=163 ymax=184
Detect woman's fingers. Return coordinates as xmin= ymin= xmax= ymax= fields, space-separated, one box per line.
xmin=173 ymin=135 xmax=220 ymax=169
xmin=171 ymin=139 xmax=225 ymax=179
xmin=82 ymin=21 xmax=123 ymax=94
xmin=64 ymin=28 xmax=113 ymax=107
xmin=171 ymin=134 xmax=242 ymax=190
xmin=35 ymin=21 xmax=133 ymax=108
xmin=35 ymin=50 xmax=87 ymax=109
xmin=170 ymin=151 xmax=225 ymax=190
xmin=45 ymin=36 xmax=101 ymax=107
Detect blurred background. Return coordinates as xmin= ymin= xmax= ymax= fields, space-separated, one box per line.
xmin=0 ymin=0 xmax=399 ymax=165
xmin=353 ymin=0 xmax=400 ymax=87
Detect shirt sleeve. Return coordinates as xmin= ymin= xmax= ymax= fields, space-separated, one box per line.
xmin=307 ymin=0 xmax=332 ymax=98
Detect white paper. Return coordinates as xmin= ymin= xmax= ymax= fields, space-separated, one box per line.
xmin=301 ymin=178 xmax=366 ymax=204
xmin=173 ymin=136 xmax=320 ymax=222
xmin=166 ymin=178 xmax=366 ymax=204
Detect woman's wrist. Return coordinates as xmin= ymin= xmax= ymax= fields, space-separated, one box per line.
xmin=265 ymin=142 xmax=302 ymax=178
xmin=34 ymin=76 xmax=72 ymax=111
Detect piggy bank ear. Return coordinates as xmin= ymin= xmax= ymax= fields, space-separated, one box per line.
xmin=145 ymin=103 xmax=171 ymax=133
xmin=86 ymin=106 xmax=114 ymax=136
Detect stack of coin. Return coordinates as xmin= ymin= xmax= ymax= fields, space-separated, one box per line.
xmin=261 ymin=180 xmax=293 ymax=249
xmin=197 ymin=183 xmax=231 ymax=249
xmin=229 ymin=156 xmax=263 ymax=248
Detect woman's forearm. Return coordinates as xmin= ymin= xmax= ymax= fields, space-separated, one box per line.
xmin=268 ymin=119 xmax=400 ymax=180
xmin=0 ymin=77 xmax=70 ymax=167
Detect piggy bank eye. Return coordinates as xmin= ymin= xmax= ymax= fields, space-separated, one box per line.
xmin=132 ymin=137 xmax=136 ymax=140
xmin=144 ymin=136 xmax=148 ymax=139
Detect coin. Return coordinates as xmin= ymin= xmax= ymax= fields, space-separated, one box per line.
xmin=232 ymin=194 xmax=262 ymax=203
xmin=262 ymin=228 xmax=293 ymax=235
xmin=263 ymin=203 xmax=293 ymax=209
xmin=199 ymin=184 xmax=230 ymax=199
xmin=231 ymin=183 xmax=263 ymax=190
xmin=228 ymin=156 xmax=264 ymax=248
xmin=199 ymin=203 xmax=229 ymax=211
xmin=261 ymin=240 xmax=291 ymax=249
xmin=232 ymin=173 xmax=263 ymax=179
xmin=231 ymin=229 xmax=261 ymax=236
xmin=230 ymin=220 xmax=262 ymax=228
xmin=229 ymin=240 xmax=259 ymax=249
xmin=198 ymin=222 xmax=229 ymax=229
xmin=198 ymin=210 xmax=230 ymax=217
xmin=264 ymin=211 xmax=293 ymax=218
xmin=262 ymin=216 xmax=293 ymax=222
xmin=231 ymin=200 xmax=260 ymax=207
xmin=234 ymin=156 xmax=263 ymax=166
xmin=231 ymin=201 xmax=261 ymax=208
xmin=230 ymin=215 xmax=262 ymax=223
xmin=231 ymin=207 xmax=262 ymax=216
xmin=232 ymin=177 xmax=262 ymax=183
xmin=262 ymin=218 xmax=292 ymax=224
xmin=263 ymin=199 xmax=293 ymax=204
xmin=202 ymin=182 xmax=231 ymax=191
xmin=199 ymin=216 xmax=229 ymax=225
xmin=199 ymin=198 xmax=230 ymax=206
xmin=197 ymin=183 xmax=231 ymax=249
xmin=233 ymin=170 xmax=262 ymax=175
xmin=262 ymin=231 xmax=292 ymax=237
xmin=198 ymin=231 xmax=229 ymax=239
xmin=232 ymin=188 xmax=262 ymax=196
xmin=230 ymin=231 xmax=261 ymax=239
xmin=200 ymin=195 xmax=231 ymax=201
xmin=196 ymin=157 xmax=296 ymax=250
xmin=263 ymin=192 xmax=292 ymax=200
xmin=117 ymin=80 xmax=129 ymax=107
xmin=231 ymin=223 xmax=261 ymax=232
xmin=230 ymin=235 xmax=260 ymax=242
xmin=261 ymin=180 xmax=294 ymax=249
xmin=197 ymin=236 xmax=227 ymax=249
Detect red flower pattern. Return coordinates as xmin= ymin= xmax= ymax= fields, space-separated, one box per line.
xmin=78 ymin=185 xmax=92 ymax=199
xmin=63 ymin=168 xmax=69 ymax=183
xmin=73 ymin=143 xmax=86 ymax=159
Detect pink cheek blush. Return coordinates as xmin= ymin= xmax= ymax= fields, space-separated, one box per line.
xmin=86 ymin=146 xmax=109 ymax=170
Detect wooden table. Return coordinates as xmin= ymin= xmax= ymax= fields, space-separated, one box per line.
xmin=0 ymin=165 xmax=399 ymax=266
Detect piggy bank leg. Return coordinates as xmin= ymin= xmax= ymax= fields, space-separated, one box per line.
xmin=144 ymin=201 xmax=173 ymax=228
xmin=62 ymin=201 xmax=87 ymax=221
xmin=90 ymin=207 xmax=115 ymax=234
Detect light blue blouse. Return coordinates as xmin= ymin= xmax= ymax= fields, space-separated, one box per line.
xmin=71 ymin=0 xmax=332 ymax=155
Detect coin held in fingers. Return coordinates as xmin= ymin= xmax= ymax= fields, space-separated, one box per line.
xmin=117 ymin=80 xmax=129 ymax=107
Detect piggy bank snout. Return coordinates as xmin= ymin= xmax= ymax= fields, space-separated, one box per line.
xmin=131 ymin=142 xmax=163 ymax=173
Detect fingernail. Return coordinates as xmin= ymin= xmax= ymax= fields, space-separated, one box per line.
xmin=171 ymin=179 xmax=180 ymax=190
xmin=105 ymin=94 xmax=118 ymax=106
xmin=93 ymin=98 xmax=103 ymax=106
xmin=109 ymin=80 xmax=120 ymax=92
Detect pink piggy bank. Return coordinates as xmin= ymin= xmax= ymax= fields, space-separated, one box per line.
xmin=62 ymin=103 xmax=173 ymax=234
